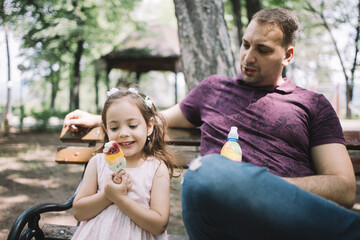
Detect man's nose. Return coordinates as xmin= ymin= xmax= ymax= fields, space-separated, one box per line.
xmin=243 ymin=48 xmax=256 ymax=64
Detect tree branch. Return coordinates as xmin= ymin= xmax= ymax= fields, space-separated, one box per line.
xmin=305 ymin=0 xmax=348 ymax=83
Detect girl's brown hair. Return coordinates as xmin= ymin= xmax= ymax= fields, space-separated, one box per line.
xmin=100 ymin=86 xmax=176 ymax=178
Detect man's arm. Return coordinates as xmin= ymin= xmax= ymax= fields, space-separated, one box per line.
xmin=64 ymin=104 xmax=195 ymax=131
xmin=283 ymin=143 xmax=356 ymax=208
xmin=64 ymin=109 xmax=102 ymax=132
xmin=160 ymin=104 xmax=196 ymax=128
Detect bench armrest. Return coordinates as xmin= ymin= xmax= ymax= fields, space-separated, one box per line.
xmin=7 ymin=178 xmax=83 ymax=240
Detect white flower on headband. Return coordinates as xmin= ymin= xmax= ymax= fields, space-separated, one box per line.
xmin=144 ymin=96 xmax=153 ymax=108
xmin=128 ymin=87 xmax=152 ymax=109
xmin=128 ymin=87 xmax=139 ymax=95
xmin=107 ymin=88 xmax=120 ymax=97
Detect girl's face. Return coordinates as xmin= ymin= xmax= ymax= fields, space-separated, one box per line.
xmin=105 ymin=96 xmax=154 ymax=162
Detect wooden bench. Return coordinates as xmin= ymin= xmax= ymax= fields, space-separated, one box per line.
xmin=55 ymin=126 xmax=200 ymax=167
xmin=7 ymin=126 xmax=360 ymax=240
xmin=7 ymin=126 xmax=199 ymax=240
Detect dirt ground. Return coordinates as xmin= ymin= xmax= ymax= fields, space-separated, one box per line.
xmin=1 ymin=130 xmax=360 ymax=239
xmin=0 ymin=130 xmax=187 ymax=239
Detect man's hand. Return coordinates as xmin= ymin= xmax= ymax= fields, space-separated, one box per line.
xmin=64 ymin=109 xmax=102 ymax=132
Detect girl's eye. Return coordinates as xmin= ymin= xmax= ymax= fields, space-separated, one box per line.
xmin=129 ymin=125 xmax=137 ymax=129
xmin=110 ymin=127 xmax=118 ymax=131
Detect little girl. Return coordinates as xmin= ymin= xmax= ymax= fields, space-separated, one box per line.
xmin=72 ymin=87 xmax=175 ymax=240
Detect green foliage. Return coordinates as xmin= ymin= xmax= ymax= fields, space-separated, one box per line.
xmin=2 ymin=0 xmax=357 ymax=119
xmin=7 ymin=0 xmax=141 ymax=112
xmin=29 ymin=108 xmax=67 ymax=131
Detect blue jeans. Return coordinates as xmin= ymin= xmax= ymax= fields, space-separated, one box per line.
xmin=181 ymin=154 xmax=360 ymax=240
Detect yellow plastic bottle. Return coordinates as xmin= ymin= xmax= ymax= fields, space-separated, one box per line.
xmin=220 ymin=126 xmax=242 ymax=162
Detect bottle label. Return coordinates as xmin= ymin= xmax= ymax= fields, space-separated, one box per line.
xmin=220 ymin=141 xmax=242 ymax=162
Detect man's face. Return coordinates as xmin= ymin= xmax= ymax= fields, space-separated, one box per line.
xmin=240 ymin=20 xmax=293 ymax=87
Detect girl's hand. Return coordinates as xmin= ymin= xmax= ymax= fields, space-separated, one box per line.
xmin=112 ymin=170 xmax=126 ymax=184
xmin=104 ymin=172 xmax=132 ymax=203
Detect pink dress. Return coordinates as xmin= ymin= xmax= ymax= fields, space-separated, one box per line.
xmin=72 ymin=154 xmax=168 ymax=240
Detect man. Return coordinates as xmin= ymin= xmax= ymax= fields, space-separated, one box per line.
xmin=65 ymin=8 xmax=360 ymax=239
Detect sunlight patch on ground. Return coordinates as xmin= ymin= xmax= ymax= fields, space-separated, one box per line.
xmin=0 ymin=143 xmax=30 ymax=150
xmin=0 ymin=195 xmax=30 ymax=211
xmin=66 ymin=165 xmax=86 ymax=173
xmin=19 ymin=148 xmax=56 ymax=161
xmin=11 ymin=177 xmax=61 ymax=189
xmin=0 ymin=159 xmax=26 ymax=171
xmin=0 ymin=186 xmax=7 ymax=194
xmin=0 ymin=230 xmax=8 ymax=240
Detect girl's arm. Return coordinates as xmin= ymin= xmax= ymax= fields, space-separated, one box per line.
xmin=104 ymin=162 xmax=170 ymax=236
xmin=73 ymin=156 xmax=113 ymax=221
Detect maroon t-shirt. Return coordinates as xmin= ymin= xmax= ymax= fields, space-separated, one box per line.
xmin=180 ymin=73 xmax=345 ymax=177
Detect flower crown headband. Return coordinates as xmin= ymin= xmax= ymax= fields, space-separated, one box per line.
xmin=106 ymin=87 xmax=153 ymax=109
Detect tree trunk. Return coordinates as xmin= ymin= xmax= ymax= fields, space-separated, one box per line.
xmin=49 ymin=64 xmax=61 ymax=112
xmin=72 ymin=38 xmax=84 ymax=110
xmin=173 ymin=0 xmax=236 ymax=90
xmin=94 ymin=65 xmax=100 ymax=113
xmin=3 ymin=24 xmax=11 ymax=135
xmin=245 ymin=0 xmax=262 ymax=21
xmin=230 ymin=0 xmax=244 ymax=45
xmin=50 ymin=68 xmax=56 ymax=111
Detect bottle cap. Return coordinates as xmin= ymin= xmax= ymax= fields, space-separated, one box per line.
xmin=228 ymin=126 xmax=238 ymax=141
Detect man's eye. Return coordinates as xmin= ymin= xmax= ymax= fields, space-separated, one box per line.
xmin=258 ymin=48 xmax=270 ymax=54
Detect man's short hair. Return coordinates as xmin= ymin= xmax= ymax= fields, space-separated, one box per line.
xmin=252 ymin=8 xmax=299 ymax=47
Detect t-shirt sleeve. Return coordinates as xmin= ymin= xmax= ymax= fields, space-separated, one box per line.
xmin=309 ymin=94 xmax=345 ymax=147
xmin=179 ymin=78 xmax=212 ymax=126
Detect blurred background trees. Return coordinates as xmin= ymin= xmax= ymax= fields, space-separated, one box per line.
xmin=0 ymin=0 xmax=359 ymax=133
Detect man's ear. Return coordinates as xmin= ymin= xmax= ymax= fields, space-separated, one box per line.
xmin=282 ymin=46 xmax=294 ymax=67
xmin=147 ymin=117 xmax=155 ymax=136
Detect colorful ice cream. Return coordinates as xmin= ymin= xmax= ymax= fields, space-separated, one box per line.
xmin=103 ymin=141 xmax=126 ymax=172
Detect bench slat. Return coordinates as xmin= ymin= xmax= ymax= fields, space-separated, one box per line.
xmin=55 ymin=146 xmax=97 ymax=164
xmin=60 ymin=126 xmax=104 ymax=144
xmin=344 ymin=131 xmax=360 ymax=150
xmin=56 ymin=127 xmax=360 ymax=172
xmin=42 ymin=224 xmax=77 ymax=240
xmin=59 ymin=126 xmax=359 ymax=149
xmin=59 ymin=126 xmax=202 ymax=146
xmin=165 ymin=128 xmax=201 ymax=146
xmin=55 ymin=146 xmax=198 ymax=167
xmin=41 ymin=224 xmax=189 ymax=240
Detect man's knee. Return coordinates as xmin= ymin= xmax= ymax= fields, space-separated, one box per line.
xmin=181 ymin=154 xmax=264 ymax=208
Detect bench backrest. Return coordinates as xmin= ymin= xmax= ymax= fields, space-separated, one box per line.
xmin=56 ymin=126 xmax=201 ymax=167
xmin=56 ymin=126 xmax=360 ymax=174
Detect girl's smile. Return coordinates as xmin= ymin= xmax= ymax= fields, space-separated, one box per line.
xmin=119 ymin=141 xmax=135 ymax=148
